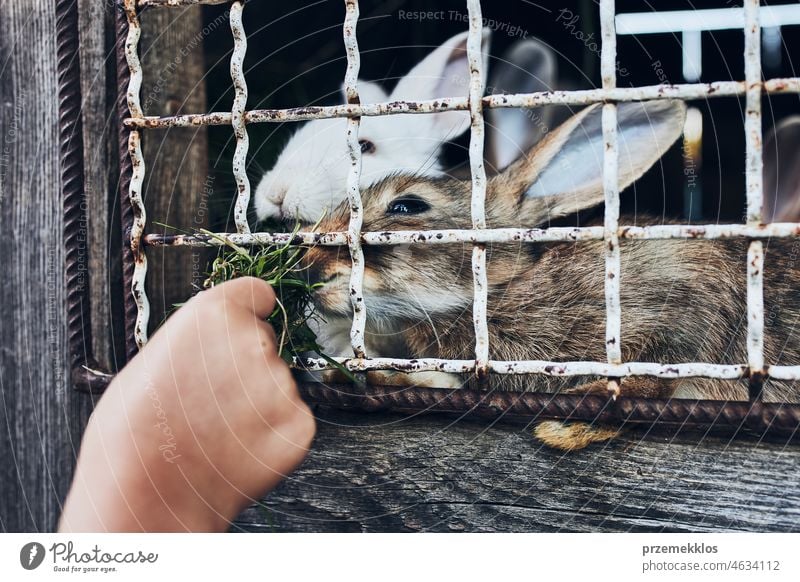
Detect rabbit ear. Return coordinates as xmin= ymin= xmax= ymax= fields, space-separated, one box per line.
xmin=486 ymin=39 xmax=557 ymax=171
xmin=763 ymin=116 xmax=800 ymax=222
xmin=341 ymin=80 xmax=389 ymax=104
xmin=494 ymin=100 xmax=686 ymax=224
xmin=389 ymin=29 xmax=491 ymax=142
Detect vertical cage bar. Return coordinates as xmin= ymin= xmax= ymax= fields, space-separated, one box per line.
xmin=343 ymin=0 xmax=367 ymax=358
xmin=466 ymin=0 xmax=489 ymax=380
xmin=744 ymin=0 xmax=765 ymax=396
xmin=123 ymin=0 xmax=150 ymax=349
xmin=230 ymin=1 xmax=251 ymax=234
xmin=600 ymin=0 xmax=622 ymax=396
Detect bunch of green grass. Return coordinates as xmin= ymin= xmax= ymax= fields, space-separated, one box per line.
xmin=201 ymin=228 xmax=356 ymax=382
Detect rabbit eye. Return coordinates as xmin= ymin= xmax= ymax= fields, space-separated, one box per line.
xmin=359 ymin=139 xmax=376 ymax=154
xmin=387 ymin=195 xmax=430 ymax=215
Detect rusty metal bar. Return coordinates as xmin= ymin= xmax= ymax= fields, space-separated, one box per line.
xmin=296 ymin=356 xmax=749 ymax=378
xmin=143 ymin=222 xmax=800 ymax=247
xmin=601 ymin=0 xmax=622 ymax=398
xmin=297 ymin=356 xmax=800 ymax=382
xmin=466 ymin=0 xmax=489 ymax=381
xmin=123 ymin=79 xmax=800 ymax=130
xmin=115 ymin=0 xmax=140 ymax=361
xmin=744 ymin=0 xmax=765 ymax=399
xmin=342 ymin=0 xmax=367 ymax=359
xmin=123 ymin=0 xmax=150 ymax=349
xmin=298 ymin=383 xmax=800 ymax=435
xmin=138 ymin=0 xmax=232 ymax=6
xmin=57 ymin=0 xmax=115 ymax=392
xmin=230 ymin=1 xmax=251 ymax=235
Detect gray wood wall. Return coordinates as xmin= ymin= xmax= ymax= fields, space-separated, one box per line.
xmin=0 ymin=0 xmax=209 ymax=532
xmin=1 ymin=0 xmax=797 ymax=533
xmin=0 ymin=0 xmax=94 ymax=532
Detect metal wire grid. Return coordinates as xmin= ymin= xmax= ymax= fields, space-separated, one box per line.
xmin=114 ymin=0 xmax=800 ymax=430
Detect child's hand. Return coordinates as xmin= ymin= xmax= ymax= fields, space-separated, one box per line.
xmin=59 ymin=277 xmax=316 ymax=532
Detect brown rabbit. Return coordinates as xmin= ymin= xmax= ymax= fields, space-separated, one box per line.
xmin=304 ymin=100 xmax=800 ymax=450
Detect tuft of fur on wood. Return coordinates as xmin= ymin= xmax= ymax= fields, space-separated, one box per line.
xmin=533 ymin=421 xmax=620 ymax=451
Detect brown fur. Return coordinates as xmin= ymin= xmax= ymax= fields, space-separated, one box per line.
xmin=302 ymin=101 xmax=800 ymax=447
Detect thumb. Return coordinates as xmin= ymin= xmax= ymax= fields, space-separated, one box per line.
xmin=210 ymin=276 xmax=277 ymax=319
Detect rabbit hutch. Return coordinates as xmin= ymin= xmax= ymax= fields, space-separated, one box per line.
xmin=3 ymin=0 xmax=800 ymax=532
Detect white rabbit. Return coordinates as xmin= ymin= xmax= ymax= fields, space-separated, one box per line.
xmin=254 ymin=29 xmax=491 ymax=224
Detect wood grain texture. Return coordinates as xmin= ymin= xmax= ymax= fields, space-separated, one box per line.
xmin=138 ymin=6 xmax=210 ymax=330
xmin=234 ymin=407 xmax=800 ymax=532
xmin=0 ymin=0 xmax=94 ymax=532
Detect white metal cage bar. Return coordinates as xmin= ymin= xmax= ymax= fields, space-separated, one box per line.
xmin=138 ymin=0 xmax=232 ymax=6
xmin=343 ymin=0 xmax=367 ymax=359
xmin=466 ymin=0 xmax=489 ymax=380
xmin=230 ymin=1 xmax=251 ymax=235
xmin=124 ymin=0 xmax=800 ymax=393
xmin=600 ymin=0 xmax=621 ymax=397
xmin=295 ymin=356 xmax=800 ymax=382
xmin=144 ymin=222 xmax=800 ymax=248
xmin=744 ymin=0 xmax=765 ymax=392
xmin=123 ymin=0 xmax=150 ymax=349
xmin=124 ymin=79 xmax=800 ymax=130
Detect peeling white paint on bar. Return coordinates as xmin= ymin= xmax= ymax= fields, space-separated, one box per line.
xmin=142 ymin=221 xmax=800 ymax=248
xmin=297 ymin=357 xmax=748 ymax=379
xmin=138 ymin=0 xmax=232 ymax=6
xmin=744 ymin=0 xmax=765 ymax=384
xmin=296 ymin=356 xmax=800 ymax=382
xmin=124 ymin=0 xmax=143 ymax=119
xmin=229 ymin=1 xmax=251 ymax=235
xmin=466 ymin=0 xmax=489 ymax=378
xmin=123 ymin=0 xmax=150 ymax=349
xmin=748 ymin=241 xmax=765 ymax=374
xmin=124 ymin=79 xmax=800 ymax=129
xmin=139 ymin=0 xmax=231 ymax=6
xmin=618 ymin=223 xmax=800 ymax=240
xmin=343 ymin=0 xmax=367 ymax=359
xmin=600 ymin=0 xmax=622 ymax=397
xmin=744 ymin=0 xmax=764 ymax=226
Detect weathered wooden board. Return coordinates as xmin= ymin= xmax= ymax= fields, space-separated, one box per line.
xmin=235 ymin=407 xmax=800 ymax=532
xmin=0 ymin=0 xmax=94 ymax=532
xmin=0 ymin=0 xmax=209 ymax=532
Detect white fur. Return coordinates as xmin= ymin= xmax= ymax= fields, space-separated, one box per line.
xmin=254 ymin=29 xmax=491 ymax=224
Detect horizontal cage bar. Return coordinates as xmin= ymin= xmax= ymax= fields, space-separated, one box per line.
xmin=295 ymin=357 xmax=800 ymax=381
xmin=123 ymin=79 xmax=800 ymax=129
xmin=138 ymin=0 xmax=232 ymax=6
xmin=143 ymin=222 xmax=800 ymax=248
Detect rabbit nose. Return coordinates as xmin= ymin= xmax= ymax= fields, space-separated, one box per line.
xmin=268 ymin=185 xmax=288 ymax=206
